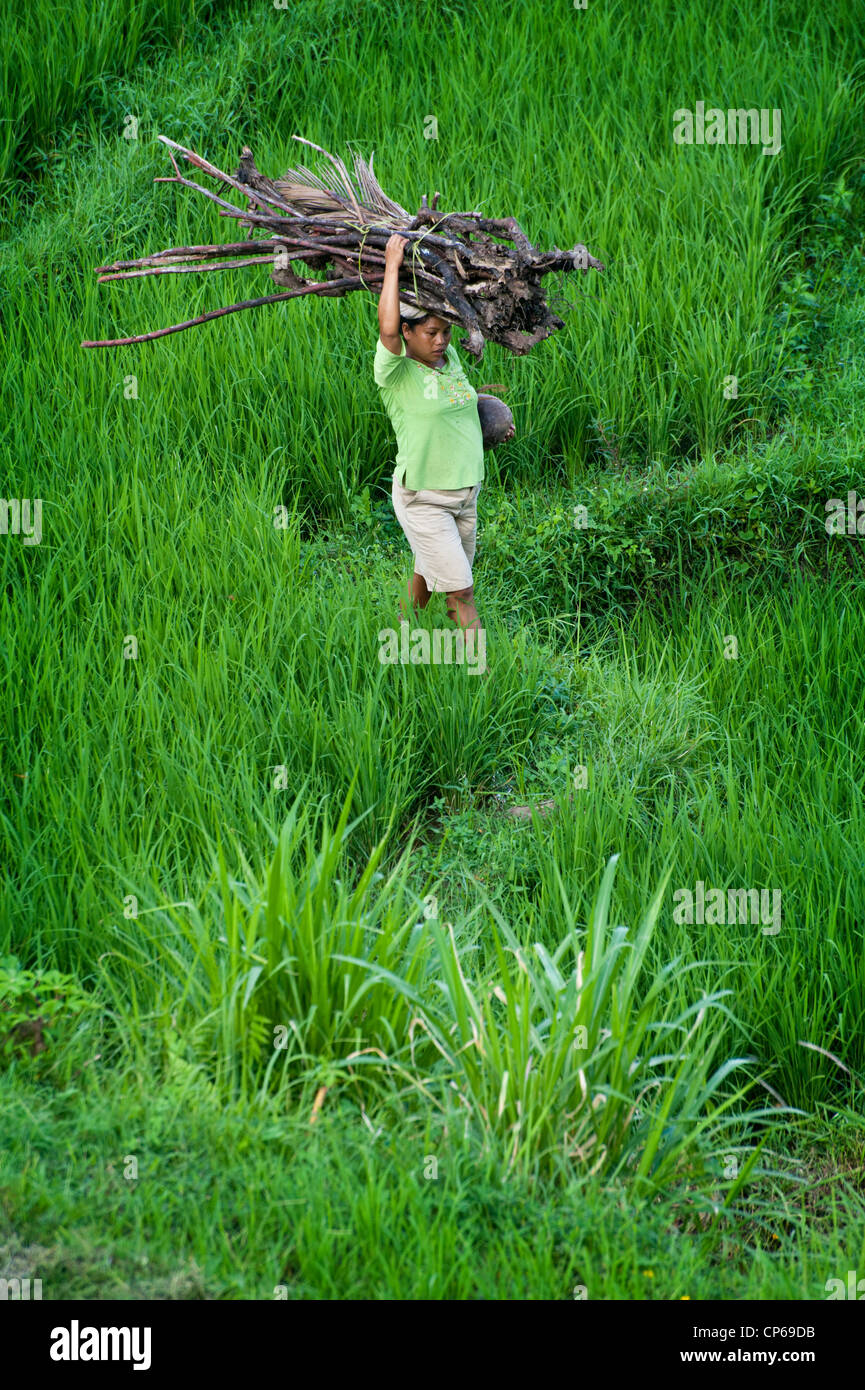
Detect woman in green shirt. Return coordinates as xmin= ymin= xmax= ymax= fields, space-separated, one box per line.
xmin=375 ymin=233 xmax=513 ymax=636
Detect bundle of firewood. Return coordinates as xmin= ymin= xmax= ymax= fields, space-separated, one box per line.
xmin=81 ymin=135 xmax=604 ymax=361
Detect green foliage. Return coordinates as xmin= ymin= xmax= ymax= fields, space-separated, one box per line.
xmin=0 ymin=0 xmax=229 ymax=205
xmin=373 ymin=855 xmax=771 ymax=1187
xmin=482 ymin=448 xmax=862 ymax=621
xmin=3 ymin=0 xmax=865 ymax=1302
xmin=6 ymin=1067 xmax=856 ymax=1299
xmin=111 ymin=777 xmax=439 ymax=1104
xmin=111 ymin=812 xmax=776 ymax=1188
xmin=0 ymin=955 xmax=95 ymax=1077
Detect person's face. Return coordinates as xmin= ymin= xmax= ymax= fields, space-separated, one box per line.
xmin=403 ymin=316 xmax=451 ymax=365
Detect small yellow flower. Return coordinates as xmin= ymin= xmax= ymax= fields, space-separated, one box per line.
xmin=642 ymin=1270 xmax=654 ymax=1278
xmin=680 ymin=1295 xmax=690 ymax=1300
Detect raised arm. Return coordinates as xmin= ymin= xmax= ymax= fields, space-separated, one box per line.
xmin=378 ymin=234 xmax=408 ymax=354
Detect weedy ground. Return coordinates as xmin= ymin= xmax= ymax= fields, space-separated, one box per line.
xmin=1 ymin=0 xmax=864 ymax=1300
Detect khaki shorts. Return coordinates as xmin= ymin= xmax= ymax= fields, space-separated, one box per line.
xmin=391 ymin=474 xmax=482 ymax=592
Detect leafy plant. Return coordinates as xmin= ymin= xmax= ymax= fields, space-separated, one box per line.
xmin=116 ymin=776 xmax=438 ymax=1105
xmin=0 ymin=955 xmax=95 ymax=1076
xmin=353 ymin=855 xmax=780 ymax=1187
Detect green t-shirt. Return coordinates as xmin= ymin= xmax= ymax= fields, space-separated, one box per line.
xmin=373 ymin=335 xmax=484 ymax=490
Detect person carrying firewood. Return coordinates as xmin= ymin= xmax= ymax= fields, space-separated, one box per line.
xmin=375 ymin=233 xmax=514 ymax=642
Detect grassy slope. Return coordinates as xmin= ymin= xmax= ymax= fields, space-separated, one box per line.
xmin=2 ymin=0 xmax=865 ymax=1299
xmin=2 ymin=0 xmax=863 ymax=968
xmin=0 ymin=0 xmax=232 ymax=212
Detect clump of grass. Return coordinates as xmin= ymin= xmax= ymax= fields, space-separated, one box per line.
xmin=105 ymin=791 xmax=777 ymax=1194
xmin=104 ymin=775 xmax=439 ymax=1106
xmin=380 ymin=854 xmax=777 ymax=1187
xmin=0 ymin=0 xmax=228 ymax=204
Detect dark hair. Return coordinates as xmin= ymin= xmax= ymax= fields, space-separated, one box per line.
xmin=399 ymin=311 xmax=450 ymax=340
xmin=399 ymin=312 xmax=435 ymax=338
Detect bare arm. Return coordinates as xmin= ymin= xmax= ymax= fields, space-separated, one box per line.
xmin=378 ymin=234 xmax=408 ymax=353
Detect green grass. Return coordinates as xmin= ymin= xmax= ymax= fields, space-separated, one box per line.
xmin=2 ymin=1064 xmax=863 ymax=1299
xmin=2 ymin=1 xmax=864 ymax=493
xmin=0 ymin=0 xmax=231 ymax=213
xmin=2 ymin=0 xmax=865 ymax=1300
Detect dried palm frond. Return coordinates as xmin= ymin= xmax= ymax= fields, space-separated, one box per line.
xmin=274 ymin=137 xmax=410 ymax=224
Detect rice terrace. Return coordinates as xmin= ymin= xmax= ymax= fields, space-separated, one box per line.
xmin=2 ymin=0 xmax=865 ymax=1331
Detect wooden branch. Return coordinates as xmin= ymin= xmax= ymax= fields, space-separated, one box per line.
xmin=156 ymin=135 xmax=295 ymax=219
xmin=80 ymin=275 xmax=362 ymax=347
xmin=97 ymin=255 xmax=279 ymax=282
xmin=95 ymin=241 xmax=279 ymax=272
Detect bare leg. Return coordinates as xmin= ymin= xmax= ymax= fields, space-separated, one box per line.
xmin=399 ymin=570 xmax=431 ymax=621
xmin=445 ymin=584 xmax=488 ymax=677
xmin=445 ymin=583 xmax=480 ymax=631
